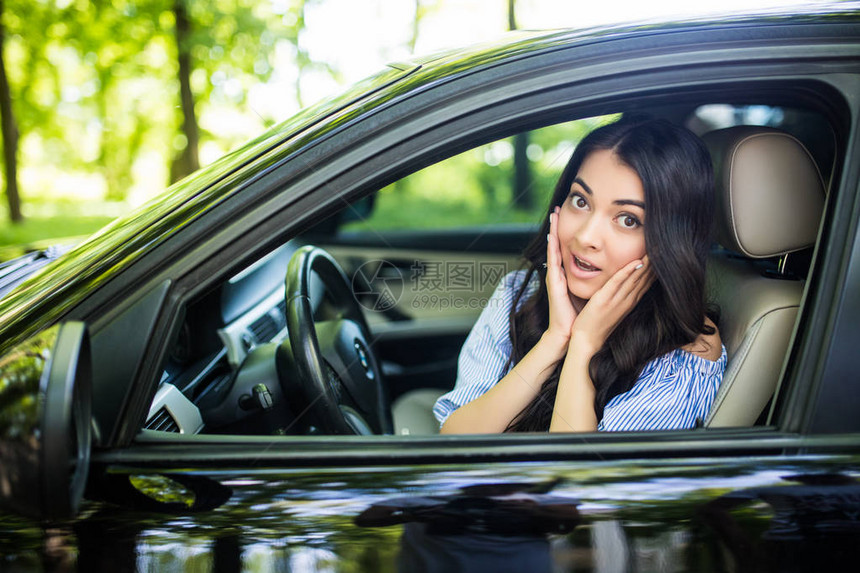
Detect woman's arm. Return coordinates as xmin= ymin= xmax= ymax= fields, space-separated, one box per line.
xmin=550 ymin=257 xmax=653 ymax=433
xmin=440 ymin=331 xmax=568 ymax=433
xmin=442 ymin=207 xmax=577 ymax=434
xmin=549 ymin=337 xmax=599 ymax=432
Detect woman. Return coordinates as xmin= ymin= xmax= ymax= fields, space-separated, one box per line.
xmin=435 ymin=118 xmax=726 ymax=433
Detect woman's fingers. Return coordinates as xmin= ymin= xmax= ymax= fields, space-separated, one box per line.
xmin=589 ymin=257 xmax=652 ymax=320
xmin=546 ymin=210 xmax=555 ymax=270
xmin=546 ymin=208 xmax=567 ymax=287
xmin=546 ymin=207 xmax=561 ymax=274
xmin=592 ymin=256 xmax=644 ymax=303
xmin=545 ymin=207 xmax=576 ymax=339
xmin=569 ymin=256 xmax=653 ymax=351
xmin=629 ymin=258 xmax=654 ymax=301
xmin=620 ymin=256 xmax=652 ymax=301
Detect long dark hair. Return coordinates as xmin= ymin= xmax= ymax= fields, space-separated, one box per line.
xmin=505 ymin=118 xmax=716 ymax=432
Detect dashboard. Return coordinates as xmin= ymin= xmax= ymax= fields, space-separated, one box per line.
xmin=144 ymin=242 xmax=306 ymax=435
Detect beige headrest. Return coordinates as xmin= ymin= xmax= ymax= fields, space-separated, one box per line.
xmin=703 ymin=126 xmax=825 ymax=258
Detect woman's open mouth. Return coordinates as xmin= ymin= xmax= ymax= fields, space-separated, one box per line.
xmin=573 ymin=255 xmax=601 ymax=273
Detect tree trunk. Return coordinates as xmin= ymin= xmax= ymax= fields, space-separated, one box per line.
xmin=292 ymin=0 xmax=308 ymax=109
xmin=508 ymin=0 xmax=531 ymax=210
xmin=171 ymin=0 xmax=199 ymax=182
xmin=512 ymin=132 xmax=531 ymax=210
xmin=0 ymin=0 xmax=22 ymax=222
xmin=409 ymin=0 xmax=421 ymax=54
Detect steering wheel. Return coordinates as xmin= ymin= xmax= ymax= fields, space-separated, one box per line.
xmin=279 ymin=245 xmax=393 ymax=435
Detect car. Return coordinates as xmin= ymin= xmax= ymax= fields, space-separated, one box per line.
xmin=2 ymin=4 xmax=860 ymax=570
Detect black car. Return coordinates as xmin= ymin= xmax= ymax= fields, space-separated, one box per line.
xmin=2 ymin=5 xmax=860 ymax=571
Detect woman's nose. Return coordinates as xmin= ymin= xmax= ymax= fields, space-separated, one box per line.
xmin=574 ymin=215 xmax=603 ymax=250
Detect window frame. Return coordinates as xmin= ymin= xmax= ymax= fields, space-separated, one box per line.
xmin=76 ymin=29 xmax=860 ymax=456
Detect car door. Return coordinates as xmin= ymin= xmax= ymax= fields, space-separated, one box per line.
xmin=106 ymin=22 xmax=860 ymax=566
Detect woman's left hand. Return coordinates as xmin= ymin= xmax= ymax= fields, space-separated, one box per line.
xmin=569 ymin=256 xmax=654 ymax=357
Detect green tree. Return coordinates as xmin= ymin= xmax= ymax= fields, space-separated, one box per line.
xmin=60 ymin=1 xmax=165 ymax=201
xmin=0 ymin=0 xmax=340 ymax=234
xmin=1 ymin=0 xmax=155 ymax=206
xmin=168 ymin=0 xmax=293 ymax=182
xmin=0 ymin=0 xmax=21 ymax=222
xmin=508 ymin=0 xmax=532 ymax=210
xmin=0 ymin=0 xmax=60 ymax=222
xmin=408 ymin=0 xmax=423 ymax=54
xmin=286 ymin=0 xmax=338 ymax=109
xmin=171 ymin=0 xmax=199 ymax=181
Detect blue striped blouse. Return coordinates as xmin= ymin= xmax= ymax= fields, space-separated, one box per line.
xmin=433 ymin=270 xmax=727 ymax=432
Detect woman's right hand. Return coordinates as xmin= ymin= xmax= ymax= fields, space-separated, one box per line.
xmin=545 ymin=206 xmax=578 ymax=347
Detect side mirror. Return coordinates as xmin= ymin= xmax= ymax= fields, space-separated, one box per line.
xmin=0 ymin=322 xmax=92 ymax=520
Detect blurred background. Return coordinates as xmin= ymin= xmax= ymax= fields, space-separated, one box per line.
xmin=0 ymin=0 xmax=820 ymax=258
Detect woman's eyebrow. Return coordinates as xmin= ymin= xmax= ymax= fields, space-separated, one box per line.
xmin=573 ymin=177 xmax=593 ymax=195
xmin=615 ymin=199 xmax=645 ymax=209
xmin=573 ymin=177 xmax=645 ymax=209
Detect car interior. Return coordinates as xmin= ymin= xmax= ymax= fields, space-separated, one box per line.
xmin=142 ymin=85 xmax=843 ymax=440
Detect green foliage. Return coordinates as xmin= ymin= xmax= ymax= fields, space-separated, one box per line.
xmin=344 ymin=115 xmax=620 ymax=232
xmin=0 ymin=0 xmax=312 ymax=222
xmin=0 ymin=212 xmax=112 ymax=254
xmin=129 ymin=474 xmax=196 ymax=507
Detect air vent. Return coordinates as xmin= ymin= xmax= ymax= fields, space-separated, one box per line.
xmin=145 ymin=407 xmax=179 ymax=433
xmin=248 ymin=304 xmax=287 ymax=343
xmin=248 ymin=313 xmax=278 ymax=342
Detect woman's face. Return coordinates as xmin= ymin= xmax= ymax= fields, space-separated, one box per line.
xmin=556 ymin=148 xmax=647 ymax=303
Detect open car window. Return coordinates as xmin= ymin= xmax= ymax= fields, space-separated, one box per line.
xmin=337 ymin=115 xmax=620 ymax=233
xmin=143 ymin=98 xmax=839 ymax=440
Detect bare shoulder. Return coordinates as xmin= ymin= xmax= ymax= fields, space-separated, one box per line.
xmin=682 ymin=317 xmax=723 ymax=362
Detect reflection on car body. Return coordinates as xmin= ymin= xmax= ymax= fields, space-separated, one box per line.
xmin=355 ymin=481 xmax=580 ymax=572
xmin=698 ymin=473 xmax=860 ymax=571
xmin=2 ymin=4 xmax=860 ymax=571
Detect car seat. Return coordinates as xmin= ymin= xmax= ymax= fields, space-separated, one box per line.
xmin=701 ymin=126 xmax=825 ymax=427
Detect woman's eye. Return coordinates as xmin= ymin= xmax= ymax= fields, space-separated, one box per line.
xmin=570 ymin=194 xmax=588 ymax=210
xmin=619 ymin=214 xmax=641 ymax=229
